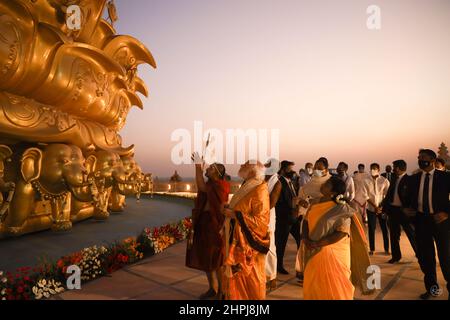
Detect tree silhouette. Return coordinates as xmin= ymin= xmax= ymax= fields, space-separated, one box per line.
xmin=438 ymin=142 xmax=450 ymax=169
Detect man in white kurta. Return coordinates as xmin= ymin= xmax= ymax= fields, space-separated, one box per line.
xmin=352 ymin=170 xmax=372 ymax=224
xmin=264 ymin=159 xmax=281 ymax=289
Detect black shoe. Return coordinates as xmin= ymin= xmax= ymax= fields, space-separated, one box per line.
xmin=277 ymin=267 xmax=289 ymax=275
xmin=199 ymin=288 xmax=217 ymax=300
xmin=296 ymin=272 xmax=304 ymax=280
xmin=388 ymin=258 xmax=400 ymax=264
xmin=420 ymin=292 xmax=432 ymax=300
xmin=369 ymin=251 xmax=374 ymax=256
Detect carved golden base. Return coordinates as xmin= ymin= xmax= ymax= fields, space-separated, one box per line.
xmin=0 ymin=215 xmax=53 ymax=238
xmin=93 ymin=209 xmax=110 ymax=221
xmin=70 ymin=206 xmax=95 ymax=223
xmin=51 ymin=221 xmax=73 ymax=232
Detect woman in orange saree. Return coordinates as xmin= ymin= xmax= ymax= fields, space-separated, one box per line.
xmin=300 ymin=176 xmax=372 ymax=300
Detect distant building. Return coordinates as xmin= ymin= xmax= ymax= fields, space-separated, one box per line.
xmin=168 ymin=171 xmax=182 ymax=192
xmin=169 ymin=170 xmax=182 ymax=183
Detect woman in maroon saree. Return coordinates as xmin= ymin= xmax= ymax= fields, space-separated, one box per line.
xmin=186 ymin=154 xmax=230 ymax=299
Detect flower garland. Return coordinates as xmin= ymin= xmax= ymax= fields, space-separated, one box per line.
xmin=138 ymin=218 xmax=192 ymax=255
xmin=335 ymin=194 xmax=347 ymax=205
xmin=78 ymin=246 xmax=109 ymax=281
xmin=0 ymin=216 xmax=193 ymax=301
xmin=0 ymin=271 xmax=7 ymax=300
xmin=32 ymin=279 xmax=65 ymax=300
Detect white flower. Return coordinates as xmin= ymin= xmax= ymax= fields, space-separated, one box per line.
xmin=335 ymin=194 xmax=347 ymax=205
xmin=33 ymin=286 xmax=43 ymax=300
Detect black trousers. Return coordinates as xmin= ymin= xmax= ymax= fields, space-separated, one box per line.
xmin=275 ymin=215 xmax=301 ymax=269
xmin=414 ymin=214 xmax=450 ymax=294
xmin=386 ymin=206 xmax=417 ymax=260
xmin=367 ymin=210 xmax=390 ymax=252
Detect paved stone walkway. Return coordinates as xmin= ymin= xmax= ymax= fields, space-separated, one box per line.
xmin=56 ymin=228 xmax=448 ymax=300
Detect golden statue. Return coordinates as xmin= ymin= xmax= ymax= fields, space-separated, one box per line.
xmin=0 ymin=0 xmax=156 ymax=237
xmin=107 ymin=0 xmax=118 ymax=27
xmin=109 ymin=154 xmax=142 ymax=212
xmin=141 ymin=173 xmax=154 ymax=198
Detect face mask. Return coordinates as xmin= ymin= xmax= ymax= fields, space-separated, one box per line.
xmin=371 ymin=169 xmax=379 ymax=177
xmin=313 ymin=170 xmax=324 ymax=177
xmin=285 ymin=171 xmax=295 ymax=179
xmin=418 ymin=160 xmax=431 ymax=170
xmin=307 ymin=168 xmax=313 ymax=175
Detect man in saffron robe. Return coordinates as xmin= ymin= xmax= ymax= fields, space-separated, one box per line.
xmin=221 ymin=161 xmax=270 ymax=300
xmin=186 ymin=153 xmax=230 ymax=300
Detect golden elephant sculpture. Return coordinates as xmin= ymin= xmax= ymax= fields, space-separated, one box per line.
xmin=141 ymin=173 xmax=154 ymax=195
xmin=0 ymin=143 xmax=94 ymax=236
xmin=109 ymin=155 xmax=142 ymax=212
xmin=0 ymin=145 xmax=15 ymax=221
xmin=71 ymin=150 xmax=137 ymax=219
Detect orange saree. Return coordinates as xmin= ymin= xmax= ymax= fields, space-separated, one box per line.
xmin=222 ymin=181 xmax=270 ymax=300
xmin=302 ymin=201 xmax=370 ymax=300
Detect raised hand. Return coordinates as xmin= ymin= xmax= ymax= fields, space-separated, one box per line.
xmin=191 ymin=152 xmax=204 ymax=167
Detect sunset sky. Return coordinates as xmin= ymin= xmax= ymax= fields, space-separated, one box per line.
xmin=115 ymin=0 xmax=450 ymax=177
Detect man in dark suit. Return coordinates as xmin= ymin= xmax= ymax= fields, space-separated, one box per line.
xmin=275 ymin=160 xmax=301 ymax=275
xmin=383 ymin=160 xmax=417 ymax=264
xmin=382 ymin=165 xmax=394 ymax=184
xmin=408 ymin=149 xmax=450 ymax=300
